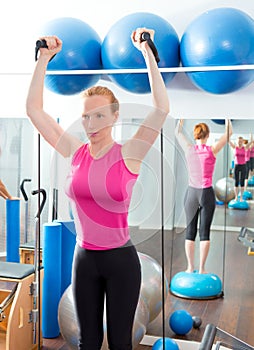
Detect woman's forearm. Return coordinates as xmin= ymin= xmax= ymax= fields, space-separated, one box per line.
xmin=144 ymin=47 xmax=170 ymax=114
xmin=26 ymin=56 xmax=49 ymax=116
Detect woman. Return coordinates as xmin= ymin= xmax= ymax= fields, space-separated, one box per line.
xmin=26 ymin=29 xmax=169 ymax=350
xmin=243 ymin=138 xmax=252 ymax=196
xmin=229 ymin=136 xmax=252 ymax=201
xmin=175 ymin=119 xmax=232 ymax=274
xmin=0 ymin=147 xmax=14 ymax=200
xmin=250 ymin=139 xmax=254 ymax=177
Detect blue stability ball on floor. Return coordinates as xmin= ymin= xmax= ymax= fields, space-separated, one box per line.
xmin=101 ymin=12 xmax=180 ymax=93
xmin=180 ymin=7 xmax=254 ymax=94
xmin=242 ymin=191 xmax=252 ymax=200
xmin=170 ymin=271 xmax=223 ymax=299
xmin=248 ymin=177 xmax=254 ymax=187
xmin=169 ymin=310 xmax=193 ymax=335
xmin=228 ymin=199 xmax=249 ymax=210
xmin=152 ymin=337 xmax=179 ymax=350
xmin=41 ymin=17 xmax=102 ymax=95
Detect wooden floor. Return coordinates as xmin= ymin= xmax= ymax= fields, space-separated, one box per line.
xmin=41 ymin=209 xmax=254 ymax=349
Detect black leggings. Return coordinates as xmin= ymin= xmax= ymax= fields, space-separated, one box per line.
xmin=245 ymin=161 xmax=251 ymax=180
xmin=184 ymin=186 xmax=216 ymax=241
xmin=250 ymin=157 xmax=254 ymax=171
xmin=72 ymin=243 xmax=141 ymax=350
xmin=234 ymin=163 xmax=246 ymax=187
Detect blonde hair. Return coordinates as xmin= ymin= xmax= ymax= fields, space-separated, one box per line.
xmin=81 ymin=86 xmax=119 ymax=113
xmin=193 ymin=123 xmax=210 ymax=140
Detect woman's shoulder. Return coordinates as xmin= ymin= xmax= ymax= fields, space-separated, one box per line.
xmin=72 ymin=143 xmax=88 ymax=162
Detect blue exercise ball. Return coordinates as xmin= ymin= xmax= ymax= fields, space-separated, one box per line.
xmin=101 ymin=12 xmax=180 ymax=93
xmin=228 ymin=199 xmax=249 ymax=210
xmin=40 ymin=17 xmax=102 ymax=95
xmin=180 ymin=7 xmax=254 ymax=94
xmin=211 ymin=119 xmax=226 ymax=125
xmin=248 ymin=177 xmax=254 ymax=187
xmin=152 ymin=337 xmax=179 ymax=350
xmin=170 ymin=271 xmax=223 ymax=299
xmin=169 ymin=310 xmax=193 ymax=335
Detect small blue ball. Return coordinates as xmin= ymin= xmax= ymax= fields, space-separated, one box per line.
xmin=169 ymin=310 xmax=193 ymax=335
xmin=152 ymin=337 xmax=179 ymax=350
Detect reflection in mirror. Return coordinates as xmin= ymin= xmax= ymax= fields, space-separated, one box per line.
xmin=172 ymin=118 xmax=254 ymax=285
xmin=173 ymin=119 xmax=229 ymax=279
xmin=0 ymin=118 xmax=50 ymax=255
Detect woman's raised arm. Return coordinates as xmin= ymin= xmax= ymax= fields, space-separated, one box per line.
xmin=26 ymin=36 xmax=82 ymax=157
xmin=122 ymin=28 xmax=170 ymax=174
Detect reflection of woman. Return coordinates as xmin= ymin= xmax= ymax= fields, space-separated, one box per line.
xmin=0 ymin=180 xmax=13 ymax=199
xmin=26 ymin=29 xmax=169 ymax=349
xmin=0 ymin=147 xmax=14 ymax=200
xmin=250 ymin=138 xmax=254 ymax=177
xmin=175 ymin=119 xmax=232 ymax=274
xmin=243 ymin=138 xmax=251 ymax=193
xmin=229 ymin=136 xmax=252 ymax=201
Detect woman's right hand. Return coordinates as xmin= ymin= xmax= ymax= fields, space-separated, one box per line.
xmin=37 ymin=35 xmax=62 ymax=61
xmin=131 ymin=27 xmax=155 ymax=57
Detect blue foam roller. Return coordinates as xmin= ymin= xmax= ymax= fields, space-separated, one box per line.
xmin=42 ymin=222 xmax=62 ymax=338
xmin=6 ymin=199 xmax=20 ymax=263
xmin=228 ymin=199 xmax=249 ymax=210
xmin=170 ymin=271 xmax=223 ymax=299
xmin=56 ymin=220 xmax=76 ymax=295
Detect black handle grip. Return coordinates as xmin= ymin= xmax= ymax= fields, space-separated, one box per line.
xmin=35 ymin=39 xmax=56 ymax=62
xmin=36 ymin=39 xmax=48 ymax=49
xmin=32 ymin=189 xmax=47 ymax=218
xmin=141 ymin=32 xmax=160 ymax=63
xmin=20 ymin=178 xmax=32 ymax=202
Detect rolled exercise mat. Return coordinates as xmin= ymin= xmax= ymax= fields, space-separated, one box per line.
xmin=6 ymin=199 xmax=20 ymax=262
xmin=42 ymin=221 xmax=62 ymax=338
xmin=57 ymin=220 xmax=76 ymax=295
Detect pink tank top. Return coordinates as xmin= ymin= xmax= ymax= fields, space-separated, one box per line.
xmin=186 ymin=144 xmax=216 ymax=188
xmin=234 ymin=147 xmax=246 ymax=165
xmin=65 ymin=143 xmax=138 ymax=250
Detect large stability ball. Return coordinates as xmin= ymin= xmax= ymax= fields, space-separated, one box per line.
xmin=40 ymin=17 xmax=102 ymax=95
xmin=214 ymin=177 xmax=235 ymax=203
xmin=58 ymin=252 xmax=168 ymax=349
xmin=180 ymin=7 xmax=254 ymax=94
xmin=101 ymin=12 xmax=180 ymax=93
xmin=58 ymin=285 xmax=149 ymax=350
xmin=170 ymin=271 xmax=223 ymax=299
xmin=138 ymin=252 xmax=169 ymax=323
